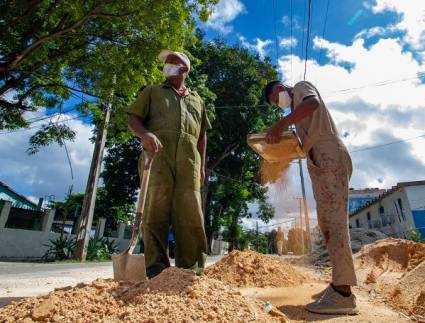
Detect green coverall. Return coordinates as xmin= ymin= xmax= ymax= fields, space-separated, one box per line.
xmin=128 ymin=81 xmax=211 ymax=278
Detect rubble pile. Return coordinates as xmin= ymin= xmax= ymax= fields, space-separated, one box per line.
xmin=205 ymin=249 xmax=306 ymax=288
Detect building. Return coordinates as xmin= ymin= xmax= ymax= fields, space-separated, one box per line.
xmin=349 ymin=187 xmax=386 ymax=214
xmin=349 ymin=181 xmax=425 ymax=238
xmin=0 ymin=181 xmax=38 ymax=210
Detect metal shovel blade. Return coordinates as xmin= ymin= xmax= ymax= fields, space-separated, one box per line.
xmin=112 ymin=253 xmax=146 ymax=281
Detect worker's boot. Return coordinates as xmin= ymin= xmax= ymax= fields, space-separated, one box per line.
xmin=305 ymin=285 xmax=359 ymax=315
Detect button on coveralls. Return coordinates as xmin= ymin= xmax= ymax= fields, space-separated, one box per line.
xmin=128 ymin=82 xmax=211 ymax=277
xmin=293 ymin=81 xmax=357 ymax=286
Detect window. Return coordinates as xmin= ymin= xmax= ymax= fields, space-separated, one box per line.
xmin=367 ymin=212 xmax=372 ymax=229
xmin=356 ymin=219 xmax=360 ymax=228
xmin=379 ymin=206 xmax=387 ymax=226
xmin=397 ymin=198 xmax=406 ymax=221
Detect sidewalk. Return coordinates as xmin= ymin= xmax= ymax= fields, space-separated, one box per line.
xmin=0 ymin=256 xmax=222 ymax=308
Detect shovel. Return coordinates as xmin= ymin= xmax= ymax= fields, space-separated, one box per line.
xmin=112 ymin=150 xmax=155 ymax=281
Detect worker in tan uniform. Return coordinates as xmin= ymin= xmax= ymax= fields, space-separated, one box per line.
xmin=128 ymin=50 xmax=211 ymax=279
xmin=263 ymin=80 xmax=358 ymax=315
xmin=275 ymin=226 xmax=285 ymax=256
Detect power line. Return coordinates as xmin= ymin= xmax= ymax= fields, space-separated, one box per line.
xmin=326 ymin=72 xmax=425 ymax=96
xmin=0 ymin=115 xmax=86 ymax=135
xmin=349 ymin=134 xmax=425 ymax=153
xmin=303 ymin=0 xmax=313 ymax=80
xmin=318 ymin=0 xmax=330 ymax=67
xmin=300 ymin=0 xmax=307 ymax=60
xmin=290 ymin=0 xmax=294 ymax=85
xmin=272 ymin=0 xmax=279 ymax=64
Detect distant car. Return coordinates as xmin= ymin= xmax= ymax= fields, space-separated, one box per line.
xmin=168 ymin=232 xmax=175 ymax=259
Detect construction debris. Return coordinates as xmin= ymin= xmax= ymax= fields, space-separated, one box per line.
xmin=313 ymin=228 xmax=387 ymax=265
xmin=0 ymin=267 xmax=288 ymax=323
xmin=354 ymin=238 xmax=425 ymax=318
xmin=205 ymin=249 xmax=306 ymax=288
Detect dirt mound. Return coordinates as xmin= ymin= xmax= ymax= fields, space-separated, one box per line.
xmin=354 ymin=238 xmax=425 ymax=285
xmin=388 ymin=260 xmax=425 ymax=318
xmin=313 ymin=228 xmax=387 ymax=265
xmin=205 ymin=250 xmax=306 ymax=288
xmin=0 ymin=267 xmax=287 ymax=323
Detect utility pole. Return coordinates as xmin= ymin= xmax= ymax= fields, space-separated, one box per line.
xmin=297 ymin=197 xmax=305 ymax=255
xmin=298 ymin=159 xmax=312 ymax=253
xmin=255 ymin=221 xmax=259 ymax=251
xmin=74 ymin=77 xmax=115 ymax=261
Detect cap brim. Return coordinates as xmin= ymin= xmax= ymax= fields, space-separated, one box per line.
xmin=158 ymin=50 xmax=174 ymax=62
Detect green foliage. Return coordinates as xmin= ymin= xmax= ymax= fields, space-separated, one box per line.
xmin=100 ymin=34 xmax=280 ymax=250
xmin=86 ymin=237 xmax=119 ymax=261
xmin=407 ymin=228 xmax=422 ymax=242
xmin=42 ymin=236 xmax=76 ymax=261
xmin=42 ymin=236 xmax=118 ymax=261
xmin=0 ymin=0 xmax=218 ymax=149
xmin=27 ymin=123 xmax=76 ymax=154
xmin=187 ymin=35 xmax=280 ymax=248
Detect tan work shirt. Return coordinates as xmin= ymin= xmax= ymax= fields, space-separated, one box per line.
xmin=292 ymin=81 xmax=339 ymax=152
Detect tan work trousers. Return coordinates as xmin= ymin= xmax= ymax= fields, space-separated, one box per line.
xmin=276 ymin=240 xmax=284 ymax=256
xmin=307 ymin=139 xmax=357 ymax=286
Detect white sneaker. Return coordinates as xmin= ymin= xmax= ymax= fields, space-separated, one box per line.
xmin=305 ymin=285 xmax=359 ymax=315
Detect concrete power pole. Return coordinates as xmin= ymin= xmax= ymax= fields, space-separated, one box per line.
xmin=298 ymin=159 xmax=312 ymax=253
xmin=75 ymin=79 xmax=115 ymax=261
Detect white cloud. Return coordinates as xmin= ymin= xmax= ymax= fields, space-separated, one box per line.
xmin=279 ymin=37 xmax=298 ymax=49
xmin=205 ymin=0 xmax=246 ymax=34
xmin=239 ymin=36 xmax=272 ymax=59
xmin=281 ymin=15 xmax=301 ymax=30
xmin=0 ymin=115 xmax=94 ymax=201
xmin=274 ymin=15 xmax=425 ymax=222
xmin=370 ymin=0 xmax=425 ymax=50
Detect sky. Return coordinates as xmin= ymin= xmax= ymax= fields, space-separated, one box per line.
xmin=1 ymin=0 xmax=425 ymax=230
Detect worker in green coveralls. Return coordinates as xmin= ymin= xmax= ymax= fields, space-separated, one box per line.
xmin=128 ymin=50 xmax=211 ymax=279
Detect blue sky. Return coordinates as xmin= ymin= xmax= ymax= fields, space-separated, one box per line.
xmin=0 ymin=0 xmax=424 ymax=228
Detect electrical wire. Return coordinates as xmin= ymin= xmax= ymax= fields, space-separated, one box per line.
xmin=303 ymin=0 xmax=313 ymax=80
xmin=290 ymin=0 xmax=294 ymax=85
xmin=318 ymin=0 xmax=330 ymax=67
xmin=349 ymin=134 xmax=425 ymax=153
xmin=272 ymin=0 xmax=279 ymax=64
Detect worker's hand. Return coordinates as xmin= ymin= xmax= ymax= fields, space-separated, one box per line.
xmin=266 ymin=123 xmax=283 ymax=144
xmin=140 ymin=132 xmax=163 ymax=152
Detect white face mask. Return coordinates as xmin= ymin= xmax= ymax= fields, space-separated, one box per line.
xmin=163 ymin=63 xmax=183 ymax=77
xmin=278 ymin=90 xmax=292 ymax=108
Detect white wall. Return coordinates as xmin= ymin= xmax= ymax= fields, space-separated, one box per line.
xmin=405 ymin=185 xmax=425 ymax=210
xmin=349 ymin=187 xmax=415 ymax=238
xmin=0 ymin=228 xmax=139 ymax=260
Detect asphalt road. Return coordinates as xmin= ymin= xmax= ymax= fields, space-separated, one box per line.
xmin=0 ymin=256 xmax=222 ymax=308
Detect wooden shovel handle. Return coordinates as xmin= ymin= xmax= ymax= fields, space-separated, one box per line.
xmin=126 ymin=150 xmax=155 ymax=255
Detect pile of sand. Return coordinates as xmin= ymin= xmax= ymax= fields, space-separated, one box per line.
xmin=0 ymin=267 xmax=287 ymax=323
xmin=205 ymin=250 xmax=306 ymax=288
xmin=388 ymin=260 xmax=425 ymax=318
xmin=354 ymin=238 xmax=425 ymax=318
xmin=354 ymin=238 xmax=425 ymax=285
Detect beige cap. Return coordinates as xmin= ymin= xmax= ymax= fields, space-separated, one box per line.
xmin=158 ymin=50 xmax=191 ymax=71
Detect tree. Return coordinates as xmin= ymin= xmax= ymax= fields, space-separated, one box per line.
xmin=100 ymin=34 xmax=281 ymax=250
xmin=187 ymin=35 xmax=281 ymax=249
xmin=0 ymin=0 xmax=218 ymax=150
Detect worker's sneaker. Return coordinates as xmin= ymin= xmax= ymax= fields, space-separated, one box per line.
xmin=305 ymin=285 xmax=359 ymax=315
xmin=311 ymin=285 xmax=332 ymax=300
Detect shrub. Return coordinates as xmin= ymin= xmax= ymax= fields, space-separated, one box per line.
xmin=42 ymin=236 xmax=76 ymax=261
